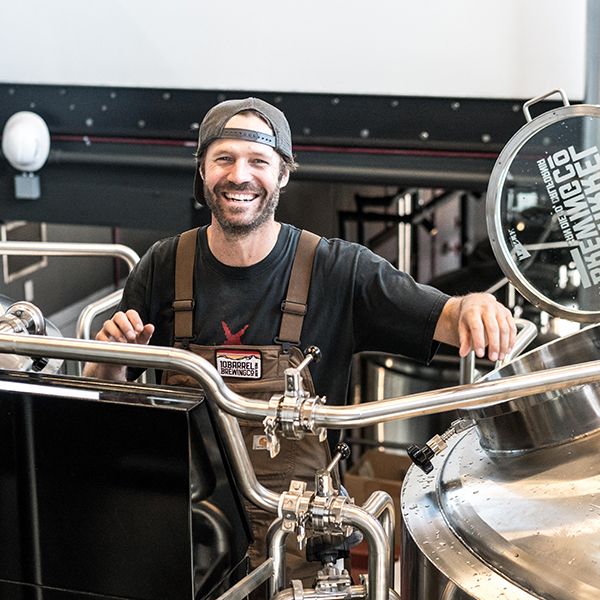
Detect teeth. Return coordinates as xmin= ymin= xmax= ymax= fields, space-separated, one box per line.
xmin=224 ymin=192 xmax=256 ymax=202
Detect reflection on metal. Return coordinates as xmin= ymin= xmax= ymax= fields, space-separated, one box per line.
xmin=217 ymin=558 xmax=274 ymax=600
xmin=458 ymin=351 xmax=476 ymax=385
xmin=0 ymin=370 xmax=249 ymax=600
xmin=468 ymin=322 xmax=600 ymax=454
xmin=1 ymin=331 xmax=600 ymax=432
xmin=0 ymin=241 xmax=139 ymax=270
xmin=402 ymin=426 xmax=600 ymax=599
xmin=0 ymin=240 xmax=139 ymax=339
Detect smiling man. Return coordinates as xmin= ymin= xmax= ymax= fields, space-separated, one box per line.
xmin=84 ymin=97 xmax=516 ymax=587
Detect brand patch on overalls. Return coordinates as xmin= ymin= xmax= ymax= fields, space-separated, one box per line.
xmin=252 ymin=435 xmax=269 ymax=450
xmin=216 ymin=350 xmax=262 ymax=379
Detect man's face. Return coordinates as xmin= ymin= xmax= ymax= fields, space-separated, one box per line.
xmin=200 ymin=113 xmax=289 ymax=236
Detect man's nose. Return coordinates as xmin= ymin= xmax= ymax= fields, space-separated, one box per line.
xmin=227 ymin=159 xmax=253 ymax=184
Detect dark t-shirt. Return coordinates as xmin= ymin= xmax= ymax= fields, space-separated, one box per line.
xmin=119 ymin=223 xmax=449 ymax=407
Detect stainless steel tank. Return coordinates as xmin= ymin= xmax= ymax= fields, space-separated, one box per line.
xmin=401 ymin=90 xmax=600 ymax=599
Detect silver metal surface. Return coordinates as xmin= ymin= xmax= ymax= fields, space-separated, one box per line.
xmin=0 ymin=298 xmax=62 ymax=373
xmin=361 ymin=491 xmax=395 ymax=585
xmin=273 ymin=585 xmax=367 ymax=600
xmin=497 ymin=318 xmax=538 ymax=367
xmin=3 ymin=332 xmax=600 ymax=432
xmin=339 ymin=503 xmax=389 ymax=600
xmin=0 ymin=241 xmax=139 ymax=343
xmin=4 ymin=315 xmax=600 ymax=599
xmin=212 ymin=407 xmax=281 ymax=513
xmin=216 ymin=558 xmax=274 ymax=600
xmin=402 ymin=427 xmax=600 ymax=599
xmin=469 ymin=322 xmax=600 ymax=454
xmin=76 ymin=289 xmax=124 ymax=341
xmin=0 ymin=241 xmax=139 ymax=271
xmin=486 ymin=101 xmax=600 ymax=321
xmin=266 ymin=519 xmax=291 ymax=597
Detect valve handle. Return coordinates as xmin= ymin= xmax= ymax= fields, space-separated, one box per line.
xmin=326 ymin=442 xmax=350 ymax=473
xmin=334 ymin=442 xmax=351 ymax=461
xmin=296 ymin=346 xmax=322 ymax=372
xmin=407 ymin=444 xmax=435 ymax=474
xmin=304 ymin=345 xmax=322 ymax=364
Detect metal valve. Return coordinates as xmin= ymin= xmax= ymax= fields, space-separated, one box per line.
xmin=264 ymin=347 xmax=327 ymax=457
xmin=297 ymin=345 xmax=322 ymax=371
xmin=408 ymin=418 xmax=476 ymax=473
xmin=316 ymin=443 xmax=350 ymax=497
xmin=279 ymin=442 xmax=353 ymax=551
xmin=327 ymin=443 xmax=350 ymax=473
xmin=285 ymin=346 xmax=321 ymax=397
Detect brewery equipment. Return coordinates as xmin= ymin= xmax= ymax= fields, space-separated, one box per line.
xmin=402 ymin=89 xmax=600 ymax=599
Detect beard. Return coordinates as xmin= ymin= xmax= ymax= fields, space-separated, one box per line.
xmin=203 ymin=180 xmax=281 ymax=238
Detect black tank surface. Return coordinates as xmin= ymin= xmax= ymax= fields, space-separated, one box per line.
xmin=0 ymin=370 xmax=251 ymax=600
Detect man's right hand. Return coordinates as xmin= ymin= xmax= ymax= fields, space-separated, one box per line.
xmin=82 ymin=310 xmax=155 ymax=380
xmin=95 ymin=309 xmax=155 ymax=345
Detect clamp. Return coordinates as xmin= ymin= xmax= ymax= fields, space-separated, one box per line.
xmin=263 ymin=346 xmax=327 ymax=458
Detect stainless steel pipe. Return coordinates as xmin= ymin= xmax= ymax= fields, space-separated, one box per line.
xmin=1 ymin=333 xmax=600 ymax=429
xmin=0 ymin=241 xmax=140 ymax=341
xmin=340 ymin=504 xmax=389 ymax=600
xmin=216 ymin=558 xmax=274 ymax=600
xmin=266 ymin=519 xmax=291 ymax=598
xmin=273 ymin=585 xmax=368 ymax=600
xmin=0 ymin=241 xmax=139 ymax=271
xmin=76 ymin=289 xmax=125 ymax=341
xmin=212 ymin=407 xmax=281 ymax=512
xmin=361 ymin=492 xmax=395 ymax=586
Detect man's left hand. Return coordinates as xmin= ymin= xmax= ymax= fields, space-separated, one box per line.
xmin=435 ymin=292 xmax=517 ymax=362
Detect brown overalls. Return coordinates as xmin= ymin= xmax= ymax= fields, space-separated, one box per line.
xmin=161 ymin=228 xmax=339 ymax=587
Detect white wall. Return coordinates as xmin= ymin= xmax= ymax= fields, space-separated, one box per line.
xmin=0 ymin=0 xmax=587 ymax=100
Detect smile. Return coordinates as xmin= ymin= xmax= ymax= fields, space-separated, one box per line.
xmin=223 ymin=192 xmax=258 ymax=202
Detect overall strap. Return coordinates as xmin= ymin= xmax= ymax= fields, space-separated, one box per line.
xmin=172 ymin=227 xmax=199 ymax=345
xmin=172 ymin=227 xmax=321 ymax=349
xmin=278 ymin=230 xmax=321 ymax=348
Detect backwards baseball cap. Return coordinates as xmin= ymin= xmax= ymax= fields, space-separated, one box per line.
xmin=193 ymin=97 xmax=293 ymax=204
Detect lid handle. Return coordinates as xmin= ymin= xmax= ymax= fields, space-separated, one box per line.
xmin=522 ymin=88 xmax=570 ymax=123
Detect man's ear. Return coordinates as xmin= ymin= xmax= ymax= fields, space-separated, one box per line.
xmin=280 ymin=169 xmax=290 ymax=188
xmin=198 ymin=163 xmax=205 ymax=181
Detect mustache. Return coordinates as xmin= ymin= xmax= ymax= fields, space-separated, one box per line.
xmin=215 ymin=182 xmax=264 ymax=195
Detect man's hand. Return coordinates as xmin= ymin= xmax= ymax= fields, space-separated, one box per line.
xmin=95 ymin=310 xmax=155 ymax=345
xmin=82 ymin=310 xmax=155 ymax=380
xmin=434 ymin=293 xmax=516 ymax=362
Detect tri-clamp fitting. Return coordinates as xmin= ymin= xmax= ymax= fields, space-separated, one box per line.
xmin=0 ymin=302 xmax=46 ymax=336
xmin=263 ymin=346 xmax=327 ymax=458
xmin=278 ymin=443 xmax=352 ymax=549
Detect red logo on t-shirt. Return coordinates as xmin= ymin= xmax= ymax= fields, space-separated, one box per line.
xmin=222 ymin=321 xmax=249 ymax=345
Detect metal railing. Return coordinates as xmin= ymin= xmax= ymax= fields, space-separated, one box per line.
xmin=0 ymin=241 xmax=140 ymax=372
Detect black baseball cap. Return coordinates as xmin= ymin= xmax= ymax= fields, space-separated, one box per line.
xmin=193 ymin=97 xmax=293 ymax=204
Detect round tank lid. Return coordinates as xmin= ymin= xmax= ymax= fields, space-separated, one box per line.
xmin=487 ymin=89 xmax=600 ymax=322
